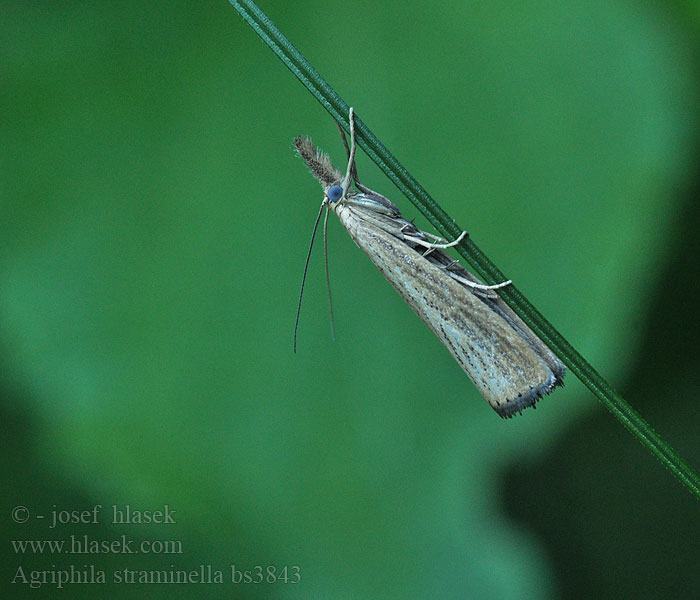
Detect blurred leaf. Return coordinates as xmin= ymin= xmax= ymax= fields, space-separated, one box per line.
xmin=1 ymin=1 xmax=698 ymax=599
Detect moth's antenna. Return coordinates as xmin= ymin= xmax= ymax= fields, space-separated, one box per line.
xmin=294 ymin=200 xmax=327 ymax=353
xmin=323 ymin=207 xmax=335 ymax=341
xmin=296 ymin=109 xmax=358 ymax=352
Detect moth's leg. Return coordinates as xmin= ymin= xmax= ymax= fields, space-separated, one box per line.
xmin=335 ymin=118 xmax=360 ymax=186
xmin=340 ymin=107 xmax=357 ymax=199
xmin=399 ymin=224 xmax=447 ymax=243
xmin=421 ymin=231 xmax=448 ymax=243
xmin=404 ymin=230 xmax=468 ymax=250
xmin=407 ymin=232 xmax=512 ymax=291
xmin=447 ymin=271 xmax=512 ymax=291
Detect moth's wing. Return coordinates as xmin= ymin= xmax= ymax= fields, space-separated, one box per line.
xmin=422 ymin=245 xmax=566 ymax=382
xmin=337 ymin=204 xmax=562 ymax=417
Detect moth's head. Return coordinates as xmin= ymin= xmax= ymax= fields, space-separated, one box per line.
xmin=325 ymin=184 xmax=344 ymax=203
xmin=294 ymin=137 xmax=343 ymax=200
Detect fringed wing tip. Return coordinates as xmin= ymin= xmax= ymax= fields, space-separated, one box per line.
xmin=494 ymin=372 xmax=565 ymax=419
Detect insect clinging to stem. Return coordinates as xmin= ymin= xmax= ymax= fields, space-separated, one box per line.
xmin=294 ymin=108 xmax=565 ymax=418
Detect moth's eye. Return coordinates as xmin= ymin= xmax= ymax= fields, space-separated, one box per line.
xmin=327 ymin=185 xmax=343 ymax=202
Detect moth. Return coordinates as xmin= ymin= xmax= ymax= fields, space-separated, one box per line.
xmin=294 ymin=108 xmax=565 ymax=417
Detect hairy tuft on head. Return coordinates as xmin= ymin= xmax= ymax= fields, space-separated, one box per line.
xmin=294 ymin=137 xmax=343 ymax=188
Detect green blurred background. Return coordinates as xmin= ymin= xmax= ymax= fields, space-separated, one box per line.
xmin=2 ymin=1 xmax=700 ymax=598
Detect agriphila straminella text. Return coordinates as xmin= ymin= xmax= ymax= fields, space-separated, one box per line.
xmin=294 ymin=108 xmax=565 ymax=418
